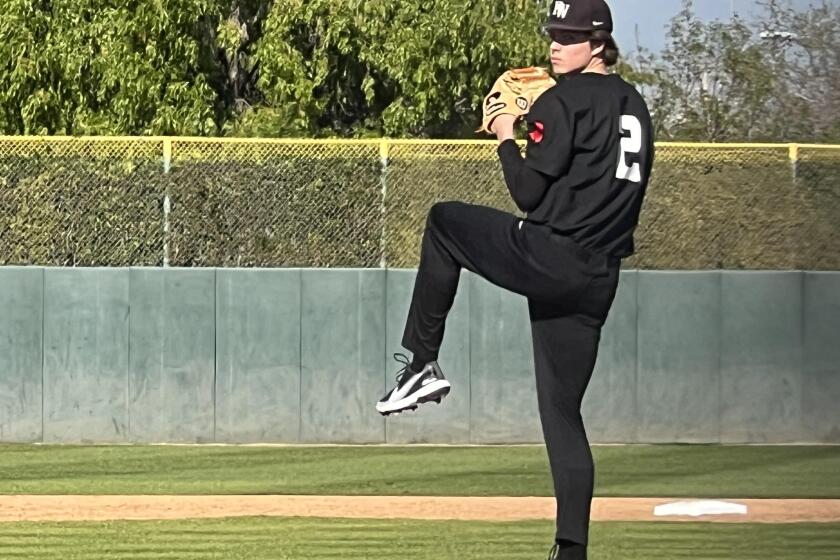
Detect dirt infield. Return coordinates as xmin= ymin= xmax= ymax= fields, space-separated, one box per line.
xmin=1 ymin=496 xmax=839 ymax=523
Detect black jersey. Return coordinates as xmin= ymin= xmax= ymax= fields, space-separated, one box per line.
xmin=523 ymin=73 xmax=654 ymax=259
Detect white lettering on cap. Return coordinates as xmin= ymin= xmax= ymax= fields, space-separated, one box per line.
xmin=552 ymin=1 xmax=570 ymax=19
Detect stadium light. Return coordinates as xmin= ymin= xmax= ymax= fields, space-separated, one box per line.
xmin=759 ymin=30 xmax=798 ymax=42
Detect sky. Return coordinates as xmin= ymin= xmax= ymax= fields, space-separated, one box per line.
xmin=608 ymin=0 xmax=837 ymax=53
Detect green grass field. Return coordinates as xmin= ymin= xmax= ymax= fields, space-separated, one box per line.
xmin=0 ymin=444 xmax=837 ymax=498
xmin=0 ymin=517 xmax=838 ymax=559
xmin=2 ymin=444 xmax=839 ymax=559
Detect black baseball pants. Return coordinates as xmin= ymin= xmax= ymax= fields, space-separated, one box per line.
xmin=402 ymin=201 xmax=620 ymax=547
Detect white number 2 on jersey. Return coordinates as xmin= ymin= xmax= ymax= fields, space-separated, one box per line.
xmin=616 ymin=115 xmax=643 ymax=183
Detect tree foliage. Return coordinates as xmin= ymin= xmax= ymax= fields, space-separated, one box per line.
xmin=0 ymin=0 xmax=218 ymax=135
xmin=639 ymin=0 xmax=840 ymax=142
xmin=0 ymin=0 xmax=837 ymax=140
xmin=755 ymin=0 xmax=840 ymax=142
xmin=236 ymin=0 xmax=547 ymax=137
xmin=652 ymin=3 xmax=775 ymax=141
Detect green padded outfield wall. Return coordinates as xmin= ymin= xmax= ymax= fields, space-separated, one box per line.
xmin=0 ymin=268 xmax=838 ymax=444
xmin=215 ymin=269 xmax=301 ymax=443
xmin=637 ymin=272 xmax=722 ymax=443
xmin=0 ymin=267 xmax=43 ymax=442
xmin=468 ymin=274 xmax=541 ymax=444
xmin=299 ymin=269 xmax=385 ymax=443
xmin=43 ymin=268 xmax=130 ymax=443
xmin=803 ymin=273 xmax=840 ymax=442
xmin=720 ymin=272 xmax=804 ymax=442
xmin=128 ymin=269 xmax=216 ymax=442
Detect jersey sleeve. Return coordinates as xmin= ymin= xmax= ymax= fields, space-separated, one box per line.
xmin=523 ymin=93 xmax=574 ymax=179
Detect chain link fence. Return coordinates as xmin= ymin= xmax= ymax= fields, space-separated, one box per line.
xmin=167 ymin=139 xmax=383 ymax=267
xmin=0 ymin=137 xmax=166 ymax=266
xmin=0 ymin=137 xmax=837 ymax=269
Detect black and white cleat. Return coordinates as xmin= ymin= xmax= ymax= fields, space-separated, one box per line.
xmin=376 ymin=354 xmax=451 ymax=416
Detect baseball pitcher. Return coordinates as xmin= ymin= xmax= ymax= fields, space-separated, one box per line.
xmin=376 ymin=1 xmax=653 ymax=558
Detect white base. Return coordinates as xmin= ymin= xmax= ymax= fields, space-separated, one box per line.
xmin=653 ymin=500 xmax=748 ymax=517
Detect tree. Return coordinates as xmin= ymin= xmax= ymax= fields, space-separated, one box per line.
xmin=0 ymin=0 xmax=553 ymax=137
xmin=197 ymin=0 xmax=274 ymax=128
xmin=649 ymin=0 xmax=777 ymax=142
xmin=5 ymin=0 xmax=834 ymax=141
xmin=237 ymin=0 xmax=549 ymax=137
xmin=756 ymin=0 xmax=840 ymax=142
xmin=0 ymin=0 xmax=270 ymax=135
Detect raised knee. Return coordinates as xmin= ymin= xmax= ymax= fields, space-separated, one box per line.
xmin=426 ymin=201 xmax=461 ymax=230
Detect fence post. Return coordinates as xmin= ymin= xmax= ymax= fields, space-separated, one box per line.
xmin=378 ymin=138 xmax=390 ymax=268
xmin=162 ymin=138 xmax=172 ymax=267
xmin=789 ymin=143 xmax=799 ymax=183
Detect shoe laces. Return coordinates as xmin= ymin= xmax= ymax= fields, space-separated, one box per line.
xmin=392 ymin=353 xmax=412 ymax=385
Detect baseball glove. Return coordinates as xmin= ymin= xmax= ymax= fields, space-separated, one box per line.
xmin=477 ymin=67 xmax=556 ymax=134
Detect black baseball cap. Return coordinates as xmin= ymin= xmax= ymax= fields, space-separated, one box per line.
xmin=544 ymin=0 xmax=613 ymax=33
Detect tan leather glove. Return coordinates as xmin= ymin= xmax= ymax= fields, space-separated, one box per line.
xmin=477 ymin=67 xmax=556 ymax=134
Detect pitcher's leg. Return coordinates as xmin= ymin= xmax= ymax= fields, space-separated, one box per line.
xmin=529 ymin=301 xmax=603 ymax=551
xmin=382 ymin=201 xmax=548 ymax=416
xmin=380 ymin=202 xmax=523 ymax=416
xmin=401 ymin=203 xmax=465 ymax=362
xmin=401 ymin=201 xmax=535 ymax=361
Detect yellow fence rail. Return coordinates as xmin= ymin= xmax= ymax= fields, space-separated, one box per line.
xmin=0 ymin=137 xmax=838 ymax=269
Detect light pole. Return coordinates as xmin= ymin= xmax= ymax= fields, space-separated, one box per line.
xmin=758 ymin=30 xmax=813 ymax=102
xmin=759 ymin=30 xmax=798 ymax=43
xmin=758 ymin=29 xmax=809 ymax=178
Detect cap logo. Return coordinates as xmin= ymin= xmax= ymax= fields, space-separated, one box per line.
xmin=593 ymin=20 xmax=605 ymax=26
xmin=552 ymin=1 xmax=570 ymax=19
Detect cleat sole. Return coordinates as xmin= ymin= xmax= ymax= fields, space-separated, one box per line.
xmin=417 ymin=385 xmax=450 ymax=405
